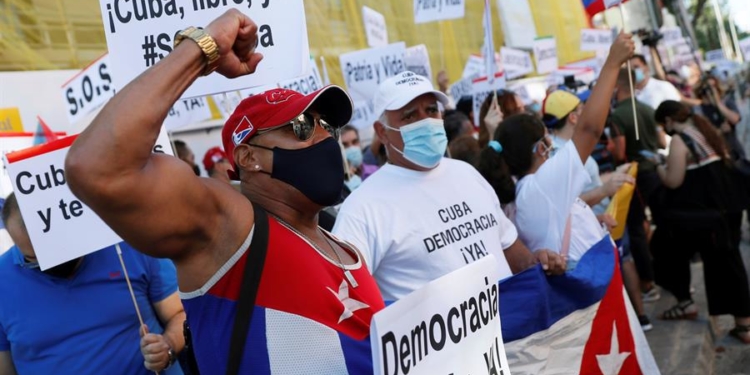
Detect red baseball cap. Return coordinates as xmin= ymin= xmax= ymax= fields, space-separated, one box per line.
xmin=221 ymin=86 xmax=353 ymax=180
xmin=202 ymin=147 xmax=227 ymax=172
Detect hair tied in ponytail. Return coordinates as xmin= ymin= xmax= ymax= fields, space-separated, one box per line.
xmin=488 ymin=140 xmax=503 ymax=154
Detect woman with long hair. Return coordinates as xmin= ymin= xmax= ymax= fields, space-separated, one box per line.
xmin=477 ymin=91 xmax=526 ymax=147
xmin=650 ymin=100 xmax=750 ymax=344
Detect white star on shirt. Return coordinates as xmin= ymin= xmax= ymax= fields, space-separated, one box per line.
xmin=596 ymin=323 xmax=631 ymax=375
xmin=328 ymin=280 xmax=370 ymax=324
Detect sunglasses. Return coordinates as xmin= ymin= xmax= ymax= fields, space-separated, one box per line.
xmin=256 ymin=113 xmax=339 ymax=141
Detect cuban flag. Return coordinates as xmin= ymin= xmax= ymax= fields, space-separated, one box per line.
xmin=32 ymin=116 xmax=59 ymax=146
xmin=499 ymin=236 xmax=660 ymax=374
xmin=582 ymin=0 xmax=629 ymax=18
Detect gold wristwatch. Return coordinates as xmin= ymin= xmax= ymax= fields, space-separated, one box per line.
xmin=174 ymin=26 xmax=220 ymax=76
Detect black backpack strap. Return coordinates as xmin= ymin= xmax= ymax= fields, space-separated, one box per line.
xmin=226 ymin=204 xmax=270 ymax=375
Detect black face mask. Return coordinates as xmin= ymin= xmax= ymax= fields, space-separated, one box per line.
xmin=43 ymin=258 xmax=82 ymax=278
xmin=252 ymin=137 xmax=345 ymax=206
xmin=192 ymin=164 xmax=201 ymax=176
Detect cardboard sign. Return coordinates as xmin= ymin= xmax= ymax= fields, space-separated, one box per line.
xmin=339 ymin=42 xmax=407 ymax=103
xmin=163 ymin=96 xmax=213 ymax=131
xmin=739 ymin=37 xmax=750 ymax=62
xmin=580 ymin=29 xmax=613 ymax=52
xmin=61 ymin=54 xmax=116 ymax=125
xmin=472 ymin=73 xmax=506 ymax=126
xmin=370 ymin=256 xmax=509 ymax=375
xmin=0 ymin=108 xmax=24 ymax=133
xmin=533 ymin=37 xmax=558 ymax=75
xmin=363 ymin=6 xmax=388 ymax=48
xmin=414 ymin=0 xmax=465 ymax=24
xmin=405 ymin=44 xmax=433 ymax=80
xmin=501 ymin=47 xmax=534 ymax=79
xmin=3 ymin=131 xmax=173 ymax=270
xmin=98 ymin=0 xmax=310 ymax=99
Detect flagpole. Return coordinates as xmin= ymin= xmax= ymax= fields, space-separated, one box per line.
xmin=618 ymin=5 xmax=640 ymax=141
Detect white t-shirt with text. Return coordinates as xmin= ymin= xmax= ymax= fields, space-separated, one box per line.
xmin=514 ymin=142 xmax=605 ymax=261
xmin=333 ymin=158 xmax=517 ymax=301
xmin=636 ymin=78 xmax=681 ymax=110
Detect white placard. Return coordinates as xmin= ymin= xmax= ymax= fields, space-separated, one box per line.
xmin=604 ymin=0 xmax=622 ymax=8
xmin=673 ymin=40 xmax=692 ymax=56
xmin=705 ymin=49 xmax=726 ymax=62
xmin=277 ymin=59 xmax=324 ymax=95
xmin=61 ymin=54 xmax=116 ymax=125
xmin=497 ymin=0 xmax=537 ymax=49
xmin=462 ymin=54 xmax=502 ymax=80
xmin=414 ymin=0 xmax=465 ymax=24
xmin=339 ymin=42 xmax=407 ymax=103
xmin=533 ymin=37 xmax=558 ymax=75
xmin=363 ymin=6 xmax=388 ymax=48
xmin=580 ymin=29 xmax=613 ymax=52
xmin=99 ymin=0 xmax=310 ymax=99
xmin=449 ymin=77 xmax=474 ymax=102
xmin=472 ymin=73 xmax=506 ymax=126
xmin=501 ymin=47 xmax=534 ymax=79
xmin=3 ymin=132 xmax=173 ymax=270
xmin=0 ymin=135 xmax=34 ymax=198
xmin=739 ymin=37 xmax=750 ymax=62
xmin=211 ymin=92 xmax=244 ymax=120
xmin=660 ymin=26 xmax=683 ymax=47
xmin=405 ymin=44 xmax=433 ymax=80
xmin=370 ymin=256 xmax=509 ymax=375
xmin=163 ymin=96 xmax=213 ymax=131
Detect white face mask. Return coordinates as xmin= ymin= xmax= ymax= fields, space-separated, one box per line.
xmin=384 ymin=118 xmax=448 ymax=169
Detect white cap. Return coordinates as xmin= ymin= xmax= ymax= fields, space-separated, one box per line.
xmin=373 ymin=71 xmax=450 ymax=118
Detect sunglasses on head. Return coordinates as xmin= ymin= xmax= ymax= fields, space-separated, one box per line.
xmin=256 ymin=113 xmax=339 ymax=142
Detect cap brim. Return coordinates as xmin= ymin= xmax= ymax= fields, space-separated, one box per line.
xmin=302 ymin=85 xmax=353 ymax=128
xmin=382 ymin=90 xmax=450 ymax=116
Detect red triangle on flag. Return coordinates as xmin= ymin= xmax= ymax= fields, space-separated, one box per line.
xmin=579 ymin=248 xmax=643 ymax=375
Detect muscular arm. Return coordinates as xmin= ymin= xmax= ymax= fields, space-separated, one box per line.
xmin=0 ymin=351 xmax=17 ymax=375
xmin=65 ymin=10 xmax=262 ymax=259
xmin=573 ymin=33 xmax=634 ymax=165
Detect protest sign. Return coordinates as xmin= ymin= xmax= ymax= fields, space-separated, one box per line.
xmin=449 ymin=77 xmax=474 ymax=102
xmin=501 ymin=47 xmax=534 ymax=79
xmin=533 ymin=36 xmax=558 ymax=75
xmin=660 ymin=26 xmax=683 ymax=48
xmin=212 ymin=92 xmax=244 ymax=120
xmin=604 ymin=0 xmax=623 ymax=7
xmin=61 ymin=54 xmax=116 ymax=125
xmin=163 ymin=96 xmax=213 ymax=131
xmin=1 ymin=134 xmax=34 ymax=197
xmin=739 ymin=37 xmax=750 ymax=62
xmin=704 ymin=49 xmax=726 ymax=63
xmin=462 ymin=54 xmax=502 ymax=80
xmin=413 ymin=0 xmax=465 ymax=24
xmin=405 ymin=45 xmax=433 ymax=80
xmin=3 ymin=130 xmax=173 ymax=270
xmin=278 ymin=58 xmax=324 ymax=95
xmin=472 ymin=73 xmax=506 ymax=126
xmin=98 ymin=0 xmax=309 ymax=99
xmin=339 ymin=42 xmax=407 ymax=102
xmin=497 ymin=0 xmax=537 ymax=49
xmin=580 ymin=29 xmax=613 ymax=52
xmin=363 ymin=6 xmax=388 ymax=48
xmin=0 ymin=108 xmax=24 ymax=133
xmin=370 ymin=255 xmax=509 ymax=375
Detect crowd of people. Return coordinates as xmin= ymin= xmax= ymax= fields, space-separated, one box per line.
xmin=2 ymin=8 xmax=750 ymax=375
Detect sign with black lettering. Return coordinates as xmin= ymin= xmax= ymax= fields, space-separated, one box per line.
xmin=61 ymin=54 xmax=116 ymax=125
xmin=3 ymin=130 xmax=173 ymax=270
xmin=413 ymin=0 xmax=465 ymax=24
xmin=0 ymin=134 xmax=34 ymax=198
xmin=363 ymin=6 xmax=388 ymax=48
xmin=580 ymin=29 xmax=613 ymax=52
xmin=533 ymin=36 xmax=558 ymax=75
xmin=501 ymin=47 xmax=534 ymax=80
xmin=163 ymin=96 xmax=213 ymax=130
xmin=370 ymin=256 xmax=509 ymax=375
xmin=405 ymin=45 xmax=433 ymax=81
xmin=98 ymin=0 xmax=309 ymax=98
xmin=339 ymin=42 xmax=406 ymax=103
xmin=472 ymin=73 xmax=506 ymax=126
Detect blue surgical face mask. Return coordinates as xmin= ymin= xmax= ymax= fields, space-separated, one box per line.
xmin=634 ymin=68 xmax=646 ymax=84
xmin=385 ymin=118 xmax=448 ymax=169
xmin=345 ymin=146 xmax=363 ymax=168
xmin=345 ymin=174 xmax=362 ymax=191
xmin=528 ymin=102 xmax=542 ymax=114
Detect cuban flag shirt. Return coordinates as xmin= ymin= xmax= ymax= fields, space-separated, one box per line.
xmin=180 ymin=218 xmax=385 ymax=374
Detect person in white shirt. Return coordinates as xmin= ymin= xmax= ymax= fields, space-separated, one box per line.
xmin=476 ymin=33 xmax=634 ymax=265
xmin=631 ymin=54 xmax=682 ymax=110
xmin=333 ymin=71 xmax=565 ymax=302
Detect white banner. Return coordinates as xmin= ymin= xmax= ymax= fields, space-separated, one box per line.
xmin=163 ymin=97 xmax=213 ymax=131
xmin=0 ymin=135 xmax=34 ymax=198
xmin=740 ymin=37 xmax=750 ymax=62
xmin=363 ymin=6 xmax=388 ymax=48
xmin=580 ymin=29 xmax=613 ymax=52
xmin=414 ymin=0 xmax=465 ymax=24
xmin=705 ymin=49 xmax=726 ymax=63
xmin=472 ymin=73 xmax=506 ymax=126
xmin=405 ymin=44 xmax=433 ymax=80
xmin=61 ymin=54 xmax=116 ymax=125
xmin=660 ymin=26 xmax=683 ymax=48
xmin=99 ymin=0 xmax=309 ymax=99
xmin=497 ymin=0 xmax=537 ymax=49
xmin=370 ymin=256 xmax=509 ymax=375
xmin=533 ymin=37 xmax=558 ymax=75
xmin=339 ymin=42 xmax=407 ymax=103
xmin=501 ymin=47 xmax=534 ymax=79
xmin=3 ymin=132 xmax=173 ymax=270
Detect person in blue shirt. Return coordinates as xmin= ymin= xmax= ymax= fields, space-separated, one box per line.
xmin=0 ymin=192 xmax=186 ymax=374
